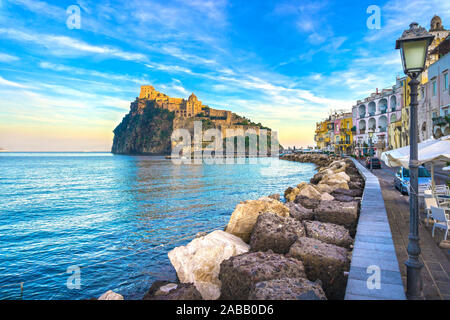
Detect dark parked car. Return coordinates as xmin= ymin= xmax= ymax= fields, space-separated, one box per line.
xmin=365 ymin=157 xmax=381 ymax=169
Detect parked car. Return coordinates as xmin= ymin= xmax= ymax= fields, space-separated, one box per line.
xmin=365 ymin=157 xmax=381 ymax=169
xmin=394 ymin=166 xmax=432 ymax=195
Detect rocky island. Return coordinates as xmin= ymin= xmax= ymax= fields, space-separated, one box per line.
xmin=111 ymin=86 xmax=273 ymax=155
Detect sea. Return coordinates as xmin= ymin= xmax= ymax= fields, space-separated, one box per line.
xmin=0 ymin=153 xmax=316 ymax=300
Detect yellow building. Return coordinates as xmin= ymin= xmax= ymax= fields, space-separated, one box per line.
xmin=388 ymin=120 xmax=402 ymax=150
xmin=314 ymin=120 xmax=329 ymax=150
xmin=401 ymin=77 xmax=410 ymax=147
xmin=336 ymin=116 xmax=353 ymax=155
xmin=314 ymin=112 xmax=353 ymax=154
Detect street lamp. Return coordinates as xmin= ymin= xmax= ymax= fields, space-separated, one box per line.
xmin=396 ymin=22 xmax=434 ymax=300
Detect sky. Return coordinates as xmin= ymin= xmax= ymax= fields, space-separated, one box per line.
xmin=0 ymin=0 xmax=449 ymax=151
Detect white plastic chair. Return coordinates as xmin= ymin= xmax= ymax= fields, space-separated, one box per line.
xmin=434 ymin=184 xmax=449 ymax=197
xmin=430 ymin=206 xmax=449 ymax=240
xmin=418 ymin=184 xmax=431 ymax=197
xmin=424 ymin=189 xmax=433 ymax=198
xmin=424 ymin=198 xmax=438 ymax=226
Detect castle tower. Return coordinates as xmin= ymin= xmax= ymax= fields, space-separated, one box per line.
xmin=426 ymin=15 xmax=449 ymax=70
xmin=430 ymin=15 xmax=444 ymax=31
xmin=186 ymin=93 xmax=202 ymax=116
xmin=139 ymin=85 xmax=155 ymax=99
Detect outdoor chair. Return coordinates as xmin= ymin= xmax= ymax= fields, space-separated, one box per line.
xmin=434 ymin=184 xmax=449 ymax=197
xmin=424 ymin=197 xmax=438 ymax=226
xmin=430 ymin=206 xmax=449 ymax=241
xmin=418 ymin=184 xmax=431 ymax=197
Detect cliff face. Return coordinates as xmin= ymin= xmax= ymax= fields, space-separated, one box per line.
xmin=112 ymin=100 xmax=175 ymax=154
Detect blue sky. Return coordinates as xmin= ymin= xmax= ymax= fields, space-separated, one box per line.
xmin=0 ymin=0 xmax=449 ymax=151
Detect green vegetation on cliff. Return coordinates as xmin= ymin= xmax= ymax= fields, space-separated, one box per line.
xmin=112 ymin=100 xmax=175 ymax=154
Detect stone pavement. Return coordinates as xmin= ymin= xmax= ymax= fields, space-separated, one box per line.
xmin=358 ymin=159 xmax=450 ymax=300
xmin=345 ymin=158 xmax=405 ymax=300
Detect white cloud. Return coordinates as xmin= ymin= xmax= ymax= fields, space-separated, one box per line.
xmin=0 ymin=76 xmax=27 ymax=88
xmin=0 ymin=53 xmax=20 ymax=62
xmin=0 ymin=28 xmax=148 ymax=62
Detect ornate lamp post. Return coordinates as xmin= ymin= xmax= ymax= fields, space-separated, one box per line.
xmin=395 ymin=22 xmax=434 ymax=300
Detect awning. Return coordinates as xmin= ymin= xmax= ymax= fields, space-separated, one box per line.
xmin=380 ymin=135 xmax=450 ymax=169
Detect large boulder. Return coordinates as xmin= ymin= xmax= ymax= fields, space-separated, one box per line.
xmin=284 ymin=187 xmax=300 ymax=202
xmin=297 ymin=184 xmax=322 ymax=200
xmin=294 ymin=195 xmax=321 ymax=210
xmin=310 ymin=172 xmax=324 ymax=184
xmin=248 ymin=277 xmax=326 ymax=300
xmin=288 ymin=237 xmax=350 ymax=300
xmin=285 ymin=202 xmax=314 ymax=221
xmin=168 ymin=230 xmax=249 ymax=300
xmin=348 ymin=180 xmax=364 ymax=190
xmin=332 ymin=194 xmax=355 ymax=202
xmin=304 ymin=221 xmax=353 ymax=248
xmin=320 ymin=192 xmax=334 ymax=201
xmin=225 ymin=199 xmax=290 ymax=242
xmin=315 ymin=183 xmax=334 ymax=194
xmin=249 ymin=212 xmax=306 ymax=254
xmin=143 ymin=282 xmax=202 ymax=300
xmin=98 ymin=290 xmax=124 ymax=300
xmin=331 ymin=188 xmax=363 ymax=198
xmin=219 ymin=251 xmax=306 ymax=300
xmin=314 ymin=200 xmax=359 ymax=231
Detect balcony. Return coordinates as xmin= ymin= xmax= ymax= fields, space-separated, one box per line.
xmin=433 ymin=116 xmax=447 ymax=126
xmin=380 ymin=110 xmax=387 ymax=114
xmin=359 ymin=129 xmax=366 ymax=134
xmin=369 ymin=112 xmax=375 ymax=116
xmin=359 ymin=113 xmax=366 ymax=118
xmin=379 ymin=127 xmax=387 ymax=132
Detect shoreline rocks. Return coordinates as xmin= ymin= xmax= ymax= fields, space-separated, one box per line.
xmin=219 ymin=251 xmax=307 ymax=300
xmin=249 ymin=212 xmax=306 ymax=254
xmin=225 ymin=198 xmax=290 ymax=242
xmin=167 ymin=230 xmax=249 ymax=300
xmin=141 ymin=154 xmax=363 ymax=301
xmin=288 ymin=237 xmax=350 ymax=300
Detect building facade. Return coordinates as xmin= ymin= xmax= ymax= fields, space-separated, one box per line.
xmin=138 ymin=85 xmax=231 ymax=120
xmin=314 ymin=112 xmax=353 ymax=154
xmin=352 ymin=78 xmax=404 ymax=157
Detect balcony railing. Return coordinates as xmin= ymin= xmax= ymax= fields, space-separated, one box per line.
xmin=380 ymin=109 xmax=387 ymax=114
xmin=359 ymin=114 xmax=366 ymax=118
xmin=359 ymin=129 xmax=366 ymax=134
xmin=379 ymin=127 xmax=387 ymax=132
xmin=369 ymin=112 xmax=375 ymax=116
xmin=433 ymin=116 xmax=446 ymax=126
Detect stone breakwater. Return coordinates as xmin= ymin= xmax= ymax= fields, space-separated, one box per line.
xmin=98 ymin=154 xmax=364 ymax=300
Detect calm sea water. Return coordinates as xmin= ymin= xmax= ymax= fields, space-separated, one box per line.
xmin=0 ymin=153 xmax=316 ymax=300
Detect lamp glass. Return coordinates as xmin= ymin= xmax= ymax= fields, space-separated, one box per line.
xmin=401 ymin=40 xmax=427 ymax=73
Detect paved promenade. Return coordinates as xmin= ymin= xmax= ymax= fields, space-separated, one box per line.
xmin=358 ymin=159 xmax=450 ymax=300
xmin=345 ymin=159 xmax=405 ymax=300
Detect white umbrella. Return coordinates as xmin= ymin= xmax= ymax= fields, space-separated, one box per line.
xmin=381 ymin=135 xmax=450 ymax=168
xmin=381 ymin=135 xmax=450 ymax=187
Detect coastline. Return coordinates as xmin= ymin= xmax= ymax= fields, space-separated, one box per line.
xmin=97 ymin=153 xmax=364 ymax=300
